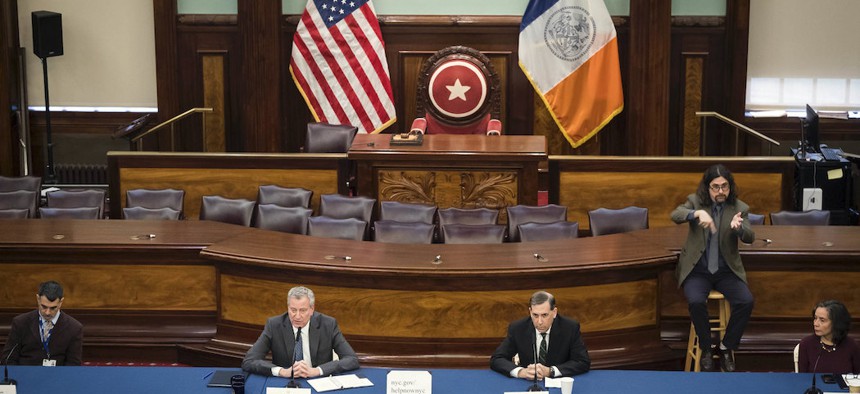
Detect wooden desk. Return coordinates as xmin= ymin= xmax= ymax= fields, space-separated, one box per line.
xmin=349 ymin=134 xmax=547 ymax=214
xmin=2 ymin=220 xmax=858 ymax=371
xmin=0 ymin=219 xmax=252 ymax=362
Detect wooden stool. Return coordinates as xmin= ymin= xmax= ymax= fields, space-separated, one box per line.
xmin=684 ymin=290 xmax=730 ymax=372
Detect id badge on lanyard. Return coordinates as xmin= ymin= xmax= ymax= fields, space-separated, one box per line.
xmin=39 ymin=319 xmax=55 ymax=366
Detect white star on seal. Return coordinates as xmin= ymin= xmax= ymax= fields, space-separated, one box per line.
xmin=446 ymin=79 xmax=471 ymax=101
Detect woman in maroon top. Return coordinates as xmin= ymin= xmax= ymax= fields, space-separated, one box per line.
xmin=798 ymin=300 xmax=860 ymax=374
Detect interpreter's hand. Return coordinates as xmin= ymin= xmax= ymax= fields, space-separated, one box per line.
xmin=730 ymin=212 xmax=743 ymax=230
xmin=291 ymin=361 xmax=321 ymax=378
xmin=695 ymin=210 xmax=716 ymax=234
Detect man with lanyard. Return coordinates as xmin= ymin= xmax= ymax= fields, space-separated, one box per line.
xmin=1 ymin=281 xmax=83 ymax=366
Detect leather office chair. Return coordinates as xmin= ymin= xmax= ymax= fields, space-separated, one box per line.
xmin=373 ymin=220 xmax=435 ymax=244
xmin=442 ymin=223 xmax=506 ymax=244
xmin=126 ymin=188 xmax=185 ymax=214
xmin=39 ymin=207 xmax=101 ymax=220
xmin=518 ymin=221 xmax=580 ymax=243
xmin=379 ymin=201 xmax=436 ymax=224
xmin=46 ymin=189 xmax=106 ymax=219
xmin=506 ymin=204 xmax=568 ymax=242
xmin=253 ymin=204 xmax=313 ymax=235
xmin=0 ymin=208 xmax=29 ymax=219
xmin=199 ymin=195 xmax=255 ymax=226
xmin=438 ymin=207 xmax=499 ymax=243
xmin=122 ymin=206 xmax=182 ymax=220
xmin=588 ymin=206 xmax=649 ymax=236
xmin=0 ymin=190 xmax=38 ymax=218
xmin=437 ymin=207 xmax=499 ymax=226
xmin=307 ymin=216 xmax=367 ymax=241
xmin=304 ymin=122 xmax=359 ymax=153
xmin=319 ymin=194 xmax=375 ymax=222
xmin=747 ymin=213 xmax=765 ymax=225
xmin=411 ymin=46 xmax=502 ymax=135
xmin=257 ymin=185 xmax=313 ymax=209
xmin=0 ymin=176 xmax=41 ymax=217
xmin=770 ymin=210 xmax=830 ymax=226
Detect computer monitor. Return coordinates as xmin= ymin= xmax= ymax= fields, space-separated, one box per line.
xmin=803 ymin=104 xmax=820 ymax=153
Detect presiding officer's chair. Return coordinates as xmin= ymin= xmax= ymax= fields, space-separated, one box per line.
xmin=410 ymin=46 xmax=502 ymax=135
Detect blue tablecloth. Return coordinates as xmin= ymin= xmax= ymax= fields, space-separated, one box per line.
xmin=3 ymin=365 xmax=846 ymax=394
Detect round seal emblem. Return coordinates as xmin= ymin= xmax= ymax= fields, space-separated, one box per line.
xmin=428 ymin=60 xmax=487 ymax=119
xmin=543 ymin=6 xmax=596 ymax=62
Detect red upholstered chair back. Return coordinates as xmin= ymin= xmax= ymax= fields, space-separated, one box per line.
xmin=414 ymin=46 xmax=501 ymax=135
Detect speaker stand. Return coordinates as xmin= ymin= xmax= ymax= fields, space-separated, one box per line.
xmin=41 ymin=56 xmax=56 ymax=184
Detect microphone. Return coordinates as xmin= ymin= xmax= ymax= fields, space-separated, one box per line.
xmin=805 ymin=347 xmax=823 ymax=394
xmin=527 ymin=333 xmax=542 ymax=392
xmin=286 ymin=329 xmax=301 ymax=389
xmin=1 ymin=343 xmax=18 ymax=386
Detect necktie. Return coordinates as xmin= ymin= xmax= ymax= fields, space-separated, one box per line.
xmin=707 ymin=205 xmax=721 ymax=274
xmin=294 ymin=327 xmax=304 ymax=362
xmin=43 ymin=320 xmax=53 ymax=339
xmin=538 ymin=333 xmax=547 ymax=365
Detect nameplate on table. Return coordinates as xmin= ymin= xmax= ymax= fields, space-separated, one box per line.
xmin=387 ymin=370 xmax=431 ymax=394
xmin=0 ymin=386 xmax=17 ymax=394
xmin=504 ymin=391 xmax=548 ymax=394
xmin=266 ymin=387 xmax=309 ymax=394
xmin=307 ymin=374 xmax=373 ymax=392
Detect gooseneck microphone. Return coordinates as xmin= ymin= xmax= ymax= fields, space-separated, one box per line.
xmin=527 ymin=333 xmax=542 ymax=392
xmin=286 ymin=329 xmax=301 ymax=389
xmin=804 ymin=347 xmax=823 ymax=394
xmin=1 ymin=343 xmax=19 ymax=386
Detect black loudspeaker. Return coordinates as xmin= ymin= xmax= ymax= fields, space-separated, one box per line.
xmin=32 ymin=11 xmax=63 ymax=58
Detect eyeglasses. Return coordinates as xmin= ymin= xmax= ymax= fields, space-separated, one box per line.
xmin=709 ymin=183 xmax=730 ymax=192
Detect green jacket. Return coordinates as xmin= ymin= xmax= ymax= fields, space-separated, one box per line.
xmin=670 ymin=194 xmax=755 ymax=287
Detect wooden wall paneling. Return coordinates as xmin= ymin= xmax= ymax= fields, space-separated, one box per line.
xmin=201 ymin=52 xmax=227 ymax=152
xmin=0 ymin=264 xmax=216 ymax=311
xmin=281 ymin=16 xmax=312 ymax=153
xmin=152 ymin=0 xmax=180 ymax=151
xmin=107 ymin=152 xmax=346 ymax=219
xmin=682 ymin=53 xmax=705 ymax=156
xmin=0 ymin=0 xmax=20 ymax=175
xmin=237 ymin=0 xmax=281 ymax=152
xmin=628 ymin=0 xmax=671 ymax=156
xmin=725 ymin=0 xmax=752 ymax=153
xmin=550 ymin=156 xmax=794 ymax=231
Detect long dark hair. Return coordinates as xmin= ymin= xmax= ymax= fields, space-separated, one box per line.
xmin=813 ymin=300 xmax=852 ymax=345
xmin=695 ymin=164 xmax=738 ymax=207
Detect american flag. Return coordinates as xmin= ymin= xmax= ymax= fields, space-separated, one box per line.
xmin=290 ymin=0 xmax=396 ymax=134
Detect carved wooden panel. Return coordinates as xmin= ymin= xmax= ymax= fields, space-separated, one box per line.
xmin=558 ymin=172 xmax=783 ymax=229
xmin=682 ymin=55 xmax=705 ymax=156
xmin=377 ymin=170 xmax=518 ymax=216
xmin=220 ymin=274 xmax=656 ymax=337
xmin=0 ymin=264 xmax=216 ymax=310
xmin=201 ymin=53 xmax=226 ymax=152
xmin=119 ymin=168 xmax=338 ymax=218
xmin=661 ymin=271 xmax=860 ymax=319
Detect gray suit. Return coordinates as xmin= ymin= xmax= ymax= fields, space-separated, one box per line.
xmin=242 ymin=311 xmax=359 ymax=377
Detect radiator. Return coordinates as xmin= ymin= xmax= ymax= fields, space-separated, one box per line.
xmin=54 ymin=163 xmax=108 ymax=184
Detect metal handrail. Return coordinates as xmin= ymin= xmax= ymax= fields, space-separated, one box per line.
xmin=696 ymin=111 xmax=780 ymax=156
xmin=131 ymin=107 xmax=213 ymax=151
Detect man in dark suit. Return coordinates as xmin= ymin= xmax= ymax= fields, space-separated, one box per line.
xmin=1 ymin=281 xmax=83 ymax=366
xmin=671 ymin=164 xmax=755 ymax=372
xmin=242 ymin=286 xmax=359 ymax=378
xmin=490 ymin=291 xmax=590 ymax=379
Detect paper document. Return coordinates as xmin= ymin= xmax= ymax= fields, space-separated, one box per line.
xmin=307 ymin=374 xmax=373 ymax=392
xmin=543 ymin=377 xmax=561 ymax=388
xmin=266 ymin=388 xmax=310 ymax=394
